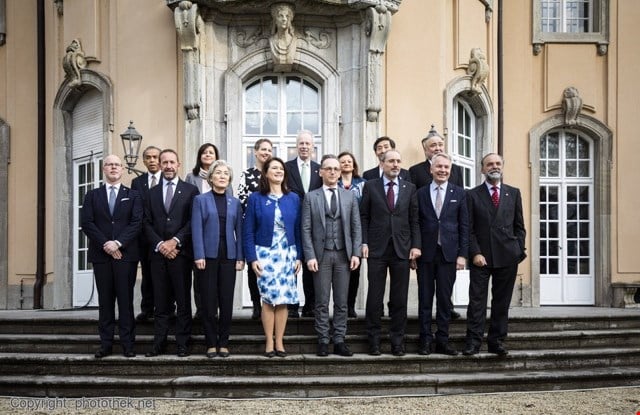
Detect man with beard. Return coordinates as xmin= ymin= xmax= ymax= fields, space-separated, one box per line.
xmin=463 ymin=153 xmax=526 ymax=356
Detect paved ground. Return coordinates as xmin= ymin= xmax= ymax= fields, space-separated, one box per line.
xmin=2 ymin=386 xmax=639 ymax=414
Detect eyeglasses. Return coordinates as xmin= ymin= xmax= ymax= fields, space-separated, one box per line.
xmin=104 ymin=163 xmax=122 ymax=168
xmin=322 ymin=167 xmax=341 ymax=172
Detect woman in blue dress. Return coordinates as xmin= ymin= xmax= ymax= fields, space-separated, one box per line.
xmin=243 ymin=157 xmax=301 ymax=357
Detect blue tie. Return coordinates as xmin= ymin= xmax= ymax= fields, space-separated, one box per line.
xmin=108 ymin=186 xmax=116 ymax=215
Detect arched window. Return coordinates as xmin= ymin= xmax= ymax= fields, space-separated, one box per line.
xmin=451 ymin=98 xmax=476 ymax=188
xmin=242 ymin=74 xmax=322 ymax=169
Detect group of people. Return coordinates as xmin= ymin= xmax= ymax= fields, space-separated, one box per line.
xmin=81 ymin=127 xmax=526 ymax=360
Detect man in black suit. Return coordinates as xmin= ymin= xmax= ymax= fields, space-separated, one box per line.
xmin=285 ymin=129 xmax=322 ymax=318
xmin=143 ymin=149 xmax=199 ymax=358
xmin=409 ymin=126 xmax=464 ymax=320
xmin=81 ymin=154 xmax=143 ymax=358
xmin=361 ymin=149 xmax=421 ymax=356
xmin=416 ymin=153 xmax=468 ymax=356
xmin=362 ymin=136 xmax=411 ymax=181
xmin=131 ymin=145 xmax=162 ymax=322
xmin=463 ymin=153 xmax=526 ymax=356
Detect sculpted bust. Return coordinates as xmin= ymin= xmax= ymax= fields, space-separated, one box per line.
xmin=269 ymin=3 xmax=297 ymax=66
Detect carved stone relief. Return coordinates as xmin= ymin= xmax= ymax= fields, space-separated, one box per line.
xmin=365 ymin=5 xmax=392 ymax=122
xmin=175 ymin=0 xmax=204 ymax=120
xmin=62 ymin=39 xmax=87 ymax=88
xmin=562 ymin=86 xmax=583 ymax=125
xmin=0 ymin=0 xmax=6 ymax=46
xmin=467 ymin=47 xmax=489 ymax=95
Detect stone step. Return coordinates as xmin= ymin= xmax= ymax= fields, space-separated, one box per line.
xmin=1 ymin=347 xmax=638 ymax=378
xmin=1 ymin=365 xmax=639 ymax=398
xmin=2 ymin=328 xmax=640 ymax=354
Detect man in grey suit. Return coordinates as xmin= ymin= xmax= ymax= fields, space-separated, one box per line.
xmin=302 ymin=155 xmax=362 ymax=357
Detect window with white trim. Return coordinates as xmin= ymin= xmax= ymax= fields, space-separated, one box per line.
xmin=451 ymin=98 xmax=476 ymax=189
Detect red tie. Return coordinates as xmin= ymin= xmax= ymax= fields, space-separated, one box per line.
xmin=491 ymin=186 xmax=500 ymax=207
xmin=386 ymin=181 xmax=395 ymax=211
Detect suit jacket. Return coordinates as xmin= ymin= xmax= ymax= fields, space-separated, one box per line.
xmin=191 ymin=191 xmax=243 ymax=260
xmin=362 ymin=166 xmax=411 ymax=182
xmin=131 ymin=172 xmax=160 ymax=201
xmin=467 ymin=182 xmax=526 ymax=268
xmin=143 ymin=178 xmax=199 ymax=259
xmin=81 ymin=184 xmax=143 ymax=263
xmin=301 ymin=187 xmax=362 ymax=264
xmin=360 ymin=178 xmax=421 ymax=259
xmin=285 ymin=158 xmax=322 ymax=202
xmin=409 ymin=160 xmax=464 ymax=189
xmin=417 ymin=182 xmax=469 ymax=263
xmin=242 ymin=191 xmax=302 ymax=263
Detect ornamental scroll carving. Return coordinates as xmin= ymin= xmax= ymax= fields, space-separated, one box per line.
xmin=562 ymin=87 xmax=583 ymax=126
xmin=174 ymin=0 xmax=204 ymax=120
xmin=62 ymin=39 xmax=87 ymax=88
xmin=467 ymin=47 xmax=489 ymax=95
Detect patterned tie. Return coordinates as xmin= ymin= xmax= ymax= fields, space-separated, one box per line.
xmin=435 ymin=185 xmax=443 ymax=218
xmin=301 ymin=163 xmax=309 ymax=193
xmin=329 ymin=188 xmax=337 ymax=216
xmin=150 ymin=174 xmax=157 ymax=188
xmin=491 ymin=185 xmax=500 ymax=207
xmin=386 ymin=181 xmax=395 ymax=211
xmin=164 ymin=182 xmax=174 ymax=212
xmin=108 ymin=186 xmax=116 ymax=215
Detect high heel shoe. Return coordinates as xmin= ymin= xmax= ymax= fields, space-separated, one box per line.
xmin=275 ymin=349 xmax=287 ymax=357
xmin=264 ymin=350 xmax=276 ymax=358
xmin=206 ymin=347 xmax=217 ymax=358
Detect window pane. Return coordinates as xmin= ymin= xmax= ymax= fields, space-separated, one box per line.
xmin=567 ymin=258 xmax=577 ymax=274
xmin=549 ymin=222 xmax=559 ymax=238
xmin=245 ymin=112 xmax=260 ymax=134
xmin=263 ymin=77 xmax=278 ymax=110
xmin=245 ymin=80 xmax=260 ymax=111
xmin=263 ymin=112 xmax=278 ymax=135
xmin=567 ymin=221 xmax=577 ymax=238
xmin=548 ymin=161 xmax=559 ymax=177
xmin=302 ymin=80 xmax=319 ymax=111
xmin=286 ymin=77 xmax=300 ymax=110
xmin=287 ymin=113 xmax=301 ymax=135
xmin=303 ymin=113 xmax=319 ymax=135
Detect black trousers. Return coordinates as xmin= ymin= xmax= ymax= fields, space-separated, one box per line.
xmin=93 ymin=260 xmax=138 ymax=352
xmin=150 ymin=254 xmax=193 ymax=348
xmin=365 ymin=240 xmax=410 ymax=347
xmin=347 ymin=264 xmax=361 ymax=310
xmin=195 ymin=254 xmax=236 ymax=349
xmin=416 ymin=246 xmax=456 ymax=345
xmin=465 ymin=263 xmax=518 ymax=347
xmin=247 ymin=266 xmax=260 ymax=305
xmin=138 ymin=241 xmax=154 ymax=315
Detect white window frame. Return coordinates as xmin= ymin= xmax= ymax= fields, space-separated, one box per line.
xmin=451 ymin=98 xmax=476 ymax=189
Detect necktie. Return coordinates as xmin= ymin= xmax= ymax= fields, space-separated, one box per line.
xmin=386 ymin=181 xmax=395 ymax=211
xmin=108 ymin=186 xmax=116 ymax=215
xmin=165 ymin=182 xmax=174 ymax=212
xmin=329 ymin=188 xmax=337 ymax=216
xmin=301 ymin=163 xmax=309 ymax=193
xmin=150 ymin=175 xmax=157 ymax=188
xmin=491 ymin=185 xmax=500 ymax=207
xmin=435 ymin=186 xmax=442 ymax=218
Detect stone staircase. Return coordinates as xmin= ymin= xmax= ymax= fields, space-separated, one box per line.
xmin=1 ymin=308 xmax=639 ymax=398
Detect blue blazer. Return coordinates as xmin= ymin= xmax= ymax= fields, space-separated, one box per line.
xmin=417 ymin=182 xmax=469 ymax=263
xmin=242 ymin=191 xmax=301 ymax=263
xmin=191 ymin=191 xmax=243 ymax=260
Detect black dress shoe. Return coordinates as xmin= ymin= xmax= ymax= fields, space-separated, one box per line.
xmin=94 ymin=348 xmax=112 ymax=358
xmin=369 ymin=344 xmax=381 ymax=356
xmin=317 ymin=343 xmax=329 ymax=357
xmin=417 ymin=342 xmax=432 ymax=356
xmin=391 ymin=345 xmax=405 ymax=357
xmin=334 ymin=343 xmax=353 ymax=357
xmin=488 ymin=343 xmax=509 ymax=356
xmin=135 ymin=312 xmax=153 ymax=322
xmin=450 ymin=309 xmax=461 ymax=320
xmin=123 ymin=350 xmax=136 ymax=358
xmin=462 ymin=345 xmax=480 ymax=356
xmin=434 ymin=343 xmax=459 ymax=356
xmin=145 ymin=347 xmax=163 ymax=357
xmin=177 ymin=346 xmax=190 ymax=357
xmin=301 ymin=310 xmax=315 ymax=318
xmin=275 ymin=349 xmax=287 ymax=357
xmin=288 ymin=309 xmax=299 ymax=319
xmin=347 ymin=307 xmax=358 ymax=318
xmin=264 ymin=350 xmax=276 ymax=358
xmin=218 ymin=349 xmax=230 ymax=358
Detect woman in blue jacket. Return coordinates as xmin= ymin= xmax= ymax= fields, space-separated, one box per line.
xmin=191 ymin=160 xmax=244 ymax=358
xmin=243 ymin=157 xmax=301 ymax=357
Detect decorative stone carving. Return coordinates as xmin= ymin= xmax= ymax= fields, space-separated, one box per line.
xmin=365 ymin=5 xmax=392 ymax=122
xmin=479 ymin=0 xmax=493 ymax=22
xmin=269 ymin=2 xmax=297 ymax=71
xmin=62 ymin=39 xmax=87 ymax=88
xmin=235 ymin=27 xmax=265 ymax=48
xmin=301 ymin=29 xmax=331 ymax=49
xmin=0 ymin=0 xmax=6 ymax=46
xmin=53 ymin=0 xmax=64 ymax=16
xmin=467 ymin=48 xmax=489 ymax=94
xmin=532 ymin=43 xmax=543 ymax=56
xmin=174 ymin=0 xmax=204 ymax=120
xmin=562 ymin=87 xmax=583 ymax=126
xmin=597 ymin=43 xmax=608 ymax=56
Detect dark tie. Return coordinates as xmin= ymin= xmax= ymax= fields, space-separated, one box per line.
xmin=386 ymin=181 xmax=395 ymax=211
xmin=165 ymin=182 xmax=174 ymax=212
xmin=329 ymin=188 xmax=337 ymax=216
xmin=491 ymin=185 xmax=500 ymax=207
xmin=108 ymin=186 xmax=116 ymax=215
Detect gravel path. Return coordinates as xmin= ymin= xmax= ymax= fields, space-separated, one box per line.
xmin=2 ymin=387 xmax=639 ymax=415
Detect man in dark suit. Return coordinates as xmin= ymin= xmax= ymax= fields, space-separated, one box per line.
xmin=81 ymin=154 xmax=143 ymax=358
xmin=361 ymin=149 xmax=421 ymax=356
xmin=362 ymin=136 xmax=411 ymax=181
xmin=416 ymin=153 xmax=468 ymax=356
xmin=409 ymin=126 xmax=464 ymax=320
xmin=302 ymin=155 xmax=362 ymax=357
xmin=463 ymin=153 xmax=526 ymax=356
xmin=143 ymin=149 xmax=199 ymax=358
xmin=130 ymin=145 xmax=162 ymax=322
xmin=285 ymin=129 xmax=322 ymax=318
